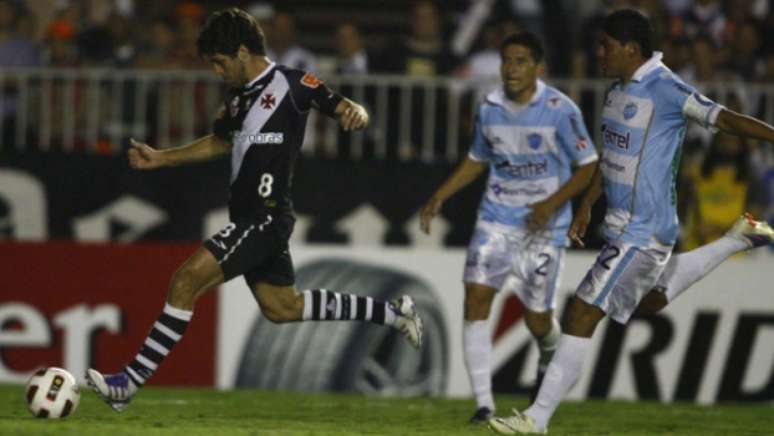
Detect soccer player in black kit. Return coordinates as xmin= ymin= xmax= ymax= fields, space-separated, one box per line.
xmin=86 ymin=8 xmax=423 ymax=411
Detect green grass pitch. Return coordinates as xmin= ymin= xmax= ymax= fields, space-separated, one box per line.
xmin=1 ymin=385 xmax=770 ymax=435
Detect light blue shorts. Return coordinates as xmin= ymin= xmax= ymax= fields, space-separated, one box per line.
xmin=575 ymin=240 xmax=672 ymax=323
xmin=463 ymin=221 xmax=564 ymax=313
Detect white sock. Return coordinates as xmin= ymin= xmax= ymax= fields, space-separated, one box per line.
xmin=463 ymin=320 xmax=494 ymax=411
xmin=662 ymin=236 xmax=747 ymax=302
xmin=524 ymin=334 xmax=591 ymax=432
xmin=536 ymin=317 xmax=561 ymax=371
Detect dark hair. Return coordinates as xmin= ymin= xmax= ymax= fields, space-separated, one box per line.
xmin=197 ymin=7 xmax=266 ymax=57
xmin=500 ymin=31 xmax=544 ymax=63
xmin=603 ymin=9 xmax=653 ymax=58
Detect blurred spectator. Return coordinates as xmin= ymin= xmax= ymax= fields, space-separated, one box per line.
xmin=723 ymin=20 xmax=764 ymax=80
xmin=682 ymin=129 xmax=763 ymax=249
xmin=0 ymin=0 xmax=40 ymax=149
xmin=720 ymin=0 xmax=767 ymax=48
xmin=377 ymin=0 xmax=454 ymax=76
xmin=107 ymin=12 xmax=137 ymax=67
xmin=68 ymin=1 xmax=137 ymax=67
xmin=681 ymin=0 xmax=726 ymax=46
xmin=45 ymin=19 xmax=78 ymax=66
xmin=660 ymin=36 xmax=691 ymax=77
xmin=168 ymin=1 xmax=206 ymax=69
xmin=135 ymin=17 xmax=177 ymax=69
xmin=0 ymin=0 xmax=40 ymax=67
xmin=679 ymin=34 xmax=727 ymax=82
xmin=334 ymin=22 xmax=368 ymax=75
xmin=266 ymin=10 xmax=317 ymax=72
xmin=17 ymin=6 xmax=36 ymax=40
xmin=456 ymin=19 xmax=522 ymax=80
xmin=491 ymin=0 xmax=543 ymax=37
xmin=72 ymin=3 xmax=112 ymax=66
xmin=661 ymin=0 xmax=693 ymax=16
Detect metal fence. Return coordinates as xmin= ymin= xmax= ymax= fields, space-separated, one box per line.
xmin=1 ymin=68 xmax=773 ymax=162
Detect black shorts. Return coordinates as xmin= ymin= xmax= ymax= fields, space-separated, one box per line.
xmin=204 ymin=213 xmax=296 ymax=289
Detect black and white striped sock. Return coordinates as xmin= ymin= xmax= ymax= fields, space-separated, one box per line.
xmin=124 ymin=303 xmax=192 ymax=388
xmin=301 ymin=289 xmax=397 ymax=325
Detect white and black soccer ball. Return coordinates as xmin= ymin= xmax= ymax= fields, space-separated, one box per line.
xmin=25 ymin=367 xmax=81 ymax=418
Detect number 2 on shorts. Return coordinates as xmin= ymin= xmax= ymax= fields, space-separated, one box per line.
xmin=598 ymin=244 xmax=621 ymax=270
xmin=535 ymin=253 xmax=551 ymax=276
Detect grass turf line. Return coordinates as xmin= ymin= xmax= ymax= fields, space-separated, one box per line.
xmin=0 ymin=384 xmax=771 ymax=435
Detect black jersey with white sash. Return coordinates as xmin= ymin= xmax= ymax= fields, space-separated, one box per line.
xmin=213 ymin=63 xmax=342 ymax=220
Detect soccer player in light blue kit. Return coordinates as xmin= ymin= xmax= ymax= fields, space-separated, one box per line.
xmin=420 ymin=32 xmax=598 ymax=423
xmin=489 ymin=9 xmax=774 ymax=434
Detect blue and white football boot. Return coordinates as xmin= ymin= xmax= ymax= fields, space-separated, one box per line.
xmin=85 ymin=368 xmax=136 ymax=412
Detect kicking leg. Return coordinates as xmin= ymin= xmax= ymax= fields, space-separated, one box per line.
xmin=87 ymin=247 xmax=224 ymax=411
xmin=462 ymin=283 xmax=497 ymax=423
xmin=250 ymin=282 xmax=423 ymax=348
xmin=638 ymin=213 xmax=773 ymax=313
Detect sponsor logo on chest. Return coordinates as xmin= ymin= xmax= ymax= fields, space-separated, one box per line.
xmin=495 ymin=158 xmax=548 ymax=178
xmin=601 ymin=124 xmax=631 ymax=150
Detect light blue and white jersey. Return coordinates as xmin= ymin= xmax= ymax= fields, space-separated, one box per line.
xmin=599 ymin=52 xmax=724 ymax=247
xmin=469 ymin=80 xmax=599 ymax=246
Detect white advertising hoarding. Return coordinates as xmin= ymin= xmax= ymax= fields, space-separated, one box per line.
xmin=217 ymin=243 xmax=774 ymax=404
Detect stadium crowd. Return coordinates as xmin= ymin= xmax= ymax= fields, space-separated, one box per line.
xmin=2 ymin=1 xmax=772 ymax=78
xmin=1 ymin=0 xmax=773 ymax=245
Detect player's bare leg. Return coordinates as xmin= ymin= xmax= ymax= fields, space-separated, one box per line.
xmin=463 ymin=283 xmax=496 ymax=423
xmin=251 ymin=282 xmax=423 ymax=348
xmin=489 ymin=298 xmax=604 ymax=434
xmin=636 ymin=213 xmax=774 ymax=315
xmin=250 ymin=282 xmax=305 ymax=323
xmin=86 ymin=247 xmax=224 ymax=412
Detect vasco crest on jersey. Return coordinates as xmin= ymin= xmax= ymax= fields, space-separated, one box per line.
xmin=260 ymin=93 xmax=276 ymax=109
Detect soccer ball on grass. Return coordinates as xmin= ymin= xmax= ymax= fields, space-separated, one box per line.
xmin=25 ymin=367 xmax=81 ymax=418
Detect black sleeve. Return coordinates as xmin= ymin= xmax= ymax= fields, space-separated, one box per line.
xmin=212 ymin=106 xmax=231 ymax=142
xmin=288 ymin=69 xmax=343 ymax=118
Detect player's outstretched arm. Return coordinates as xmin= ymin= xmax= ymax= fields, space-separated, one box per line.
xmin=334 ymin=98 xmax=369 ymax=132
xmin=128 ymin=135 xmax=231 ymax=170
xmin=568 ymin=165 xmax=604 ymax=247
xmin=715 ymin=109 xmax=774 ymax=143
xmin=527 ymin=161 xmax=596 ymax=231
xmin=420 ymin=157 xmax=487 ymax=234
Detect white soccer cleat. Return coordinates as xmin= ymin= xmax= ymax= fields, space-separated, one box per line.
xmin=392 ymin=295 xmax=424 ymax=349
xmin=725 ymin=213 xmax=774 ymax=248
xmin=488 ymin=409 xmax=546 ymax=434
xmin=85 ymin=368 xmax=136 ymax=412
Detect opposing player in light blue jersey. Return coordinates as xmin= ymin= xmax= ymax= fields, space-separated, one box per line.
xmin=489 ymin=9 xmax=774 ymax=435
xmin=420 ymin=32 xmax=598 ymax=424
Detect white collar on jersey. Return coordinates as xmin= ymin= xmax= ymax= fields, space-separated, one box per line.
xmin=486 ymin=79 xmax=546 ymax=110
xmin=244 ymin=61 xmax=277 ymax=88
xmin=631 ymin=51 xmax=664 ymax=82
